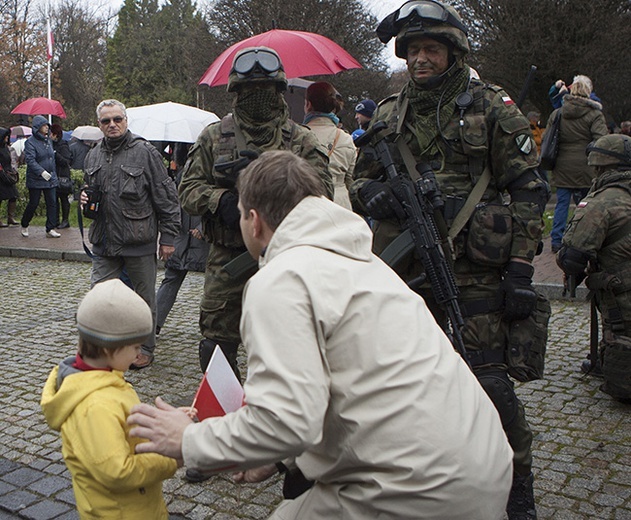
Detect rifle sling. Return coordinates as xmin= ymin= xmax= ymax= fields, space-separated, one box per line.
xmin=394 ymin=135 xmax=492 ymax=244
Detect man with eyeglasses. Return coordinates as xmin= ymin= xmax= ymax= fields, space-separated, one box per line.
xmin=351 ymin=2 xmax=550 ymax=518
xmin=81 ymin=99 xmax=181 ymax=369
xmin=179 ymin=46 xmax=331 ymax=405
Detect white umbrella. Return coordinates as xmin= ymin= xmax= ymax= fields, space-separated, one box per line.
xmin=126 ymin=102 xmax=219 ymax=143
xmin=72 ymin=125 xmax=103 ymax=141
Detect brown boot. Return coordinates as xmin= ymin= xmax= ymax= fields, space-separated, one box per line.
xmin=7 ymin=200 xmax=18 ymax=226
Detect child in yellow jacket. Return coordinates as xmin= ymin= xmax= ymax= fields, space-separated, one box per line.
xmin=41 ymin=279 xmax=178 ymax=519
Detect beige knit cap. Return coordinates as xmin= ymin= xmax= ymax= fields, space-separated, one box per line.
xmin=76 ymin=279 xmax=153 ymax=349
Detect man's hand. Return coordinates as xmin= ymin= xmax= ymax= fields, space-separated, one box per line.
xmin=189 ymin=228 xmax=203 ymax=240
xmin=232 ymin=464 xmax=278 ymax=484
xmin=159 ymin=244 xmax=175 ymax=261
xmin=128 ymin=396 xmax=193 ymax=461
xmin=501 ymin=261 xmax=537 ymax=321
xmin=79 ymin=190 xmax=88 ymax=210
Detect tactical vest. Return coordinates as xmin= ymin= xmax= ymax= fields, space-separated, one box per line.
xmin=381 ymin=79 xmax=505 ymax=211
xmin=204 ymin=114 xmax=297 ymax=249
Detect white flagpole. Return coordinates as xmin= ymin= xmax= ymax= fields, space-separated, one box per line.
xmin=47 ymin=1 xmax=52 ymax=123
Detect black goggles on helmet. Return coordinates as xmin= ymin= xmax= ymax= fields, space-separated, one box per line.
xmin=232 ymin=49 xmax=282 ymax=78
xmin=377 ymin=0 xmax=467 ymax=44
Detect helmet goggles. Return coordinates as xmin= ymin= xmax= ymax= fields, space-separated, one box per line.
xmin=232 ymin=48 xmax=282 ymax=79
xmin=377 ymin=0 xmax=468 ymax=44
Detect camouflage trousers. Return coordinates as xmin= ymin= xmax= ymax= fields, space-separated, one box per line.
xmin=200 ymin=243 xmax=252 ymax=345
xmin=420 ymin=282 xmax=534 ymax=475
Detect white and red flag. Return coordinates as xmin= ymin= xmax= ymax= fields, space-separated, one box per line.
xmin=46 ymin=20 xmax=54 ymax=61
xmin=192 ymin=345 xmax=244 ymax=421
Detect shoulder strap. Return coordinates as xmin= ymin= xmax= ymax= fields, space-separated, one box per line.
xmin=328 ymin=129 xmax=342 ymax=157
xmin=448 ymin=168 xmax=492 ymax=240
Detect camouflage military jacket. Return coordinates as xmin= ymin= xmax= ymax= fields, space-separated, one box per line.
xmin=351 ymin=78 xmax=547 ymax=284
xmin=563 ymin=169 xmax=631 ymax=270
xmin=179 ymin=116 xmax=331 ymax=249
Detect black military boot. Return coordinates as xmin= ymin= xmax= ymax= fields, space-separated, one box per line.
xmin=580 ymin=355 xmax=604 ymax=378
xmin=507 ymin=472 xmax=537 ymax=519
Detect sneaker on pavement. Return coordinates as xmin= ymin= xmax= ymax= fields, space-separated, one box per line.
xmin=21 ymin=227 xmax=29 ymax=237
xmin=46 ymin=229 xmax=61 ymax=238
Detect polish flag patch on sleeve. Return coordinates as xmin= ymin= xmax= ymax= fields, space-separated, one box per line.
xmin=578 ymin=201 xmax=588 ymax=208
xmin=502 ymin=96 xmax=515 ymax=106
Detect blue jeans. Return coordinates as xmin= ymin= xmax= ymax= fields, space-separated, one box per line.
xmin=551 ymin=187 xmax=589 ymax=246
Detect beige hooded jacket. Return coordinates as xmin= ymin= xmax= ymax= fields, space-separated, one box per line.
xmin=182 ymin=196 xmax=512 ymax=519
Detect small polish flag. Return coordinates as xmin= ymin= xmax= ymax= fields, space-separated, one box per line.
xmin=46 ymin=23 xmax=54 ymax=61
xmin=192 ymin=345 xmax=244 ymax=421
xmin=502 ymin=96 xmax=515 ymax=106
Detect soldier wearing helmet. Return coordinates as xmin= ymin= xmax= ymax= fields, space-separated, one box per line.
xmin=179 ymin=47 xmax=332 ymax=469
xmin=351 ymin=2 xmax=550 ymax=517
xmin=557 ymin=134 xmax=631 ymax=403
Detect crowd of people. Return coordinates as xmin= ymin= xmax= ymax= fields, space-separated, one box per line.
xmin=20 ymin=1 xmax=631 ymax=519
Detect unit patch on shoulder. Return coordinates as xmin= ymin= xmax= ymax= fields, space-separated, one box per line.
xmin=515 ymin=134 xmax=533 ymax=154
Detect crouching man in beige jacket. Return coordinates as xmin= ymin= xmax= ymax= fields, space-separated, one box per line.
xmin=128 ymin=150 xmax=513 ymax=520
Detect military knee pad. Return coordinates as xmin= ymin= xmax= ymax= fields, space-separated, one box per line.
xmin=476 ymin=369 xmax=518 ymax=428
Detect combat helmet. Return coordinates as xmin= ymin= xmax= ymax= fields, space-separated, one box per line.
xmin=376 ymin=0 xmax=470 ymax=59
xmin=587 ymin=134 xmax=631 ymax=168
xmin=227 ymin=46 xmax=288 ymax=93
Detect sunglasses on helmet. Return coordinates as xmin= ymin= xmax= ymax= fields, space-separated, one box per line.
xmin=398 ymin=1 xmax=467 ymax=32
xmin=232 ymin=49 xmax=282 ymax=78
xmin=377 ymin=0 xmax=467 ymax=44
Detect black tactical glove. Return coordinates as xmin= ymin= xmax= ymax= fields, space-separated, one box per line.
xmin=217 ymin=192 xmax=240 ymax=230
xmin=359 ymin=180 xmax=400 ymax=220
xmin=501 ymin=261 xmax=537 ymax=321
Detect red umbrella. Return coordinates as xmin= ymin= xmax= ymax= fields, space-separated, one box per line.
xmin=199 ymin=29 xmax=362 ymax=87
xmin=11 ymin=97 xmax=67 ymax=119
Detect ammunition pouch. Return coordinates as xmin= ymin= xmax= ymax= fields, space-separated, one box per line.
xmin=466 ymin=203 xmax=512 ymax=266
xmin=600 ymin=332 xmax=631 ymax=400
xmin=507 ymin=291 xmax=551 ymax=382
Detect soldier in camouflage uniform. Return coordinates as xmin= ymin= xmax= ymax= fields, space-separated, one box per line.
xmin=350 ymin=2 xmax=549 ymax=518
xmin=557 ymin=134 xmax=631 ymax=403
xmin=179 ymin=47 xmax=331 ymax=380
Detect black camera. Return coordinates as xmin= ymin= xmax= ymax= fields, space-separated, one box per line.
xmin=83 ymin=185 xmax=102 ymax=219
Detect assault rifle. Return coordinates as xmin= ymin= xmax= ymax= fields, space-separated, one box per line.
xmin=355 ymin=121 xmax=470 ymax=366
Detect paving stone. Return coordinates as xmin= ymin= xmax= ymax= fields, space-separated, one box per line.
xmin=20 ymin=499 xmax=72 ymax=520
xmin=28 ymin=475 xmax=71 ymax=497
xmin=0 ymin=468 xmax=46 ymax=487
xmin=0 ymin=489 xmax=39 ymax=512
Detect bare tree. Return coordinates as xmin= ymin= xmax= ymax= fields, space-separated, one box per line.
xmin=51 ymin=0 xmax=109 ymax=127
xmin=0 ymin=0 xmax=48 ymax=122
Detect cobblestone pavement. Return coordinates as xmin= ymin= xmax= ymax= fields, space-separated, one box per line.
xmin=0 ymin=257 xmax=630 ymax=519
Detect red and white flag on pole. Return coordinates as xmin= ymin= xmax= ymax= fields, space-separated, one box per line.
xmin=46 ymin=20 xmax=54 ymax=61
xmin=192 ymin=345 xmax=244 ymax=421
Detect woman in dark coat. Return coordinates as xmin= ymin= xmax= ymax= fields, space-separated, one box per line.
xmin=0 ymin=127 xmax=20 ymax=227
xmin=548 ymin=75 xmax=608 ymax=252
xmin=21 ymin=115 xmax=60 ymax=237
xmin=50 ymin=124 xmax=73 ymax=228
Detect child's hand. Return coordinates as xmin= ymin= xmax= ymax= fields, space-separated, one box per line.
xmin=178 ymin=406 xmax=198 ymax=420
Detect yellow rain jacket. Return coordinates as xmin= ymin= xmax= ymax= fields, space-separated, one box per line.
xmin=41 ymin=358 xmax=177 ymax=519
